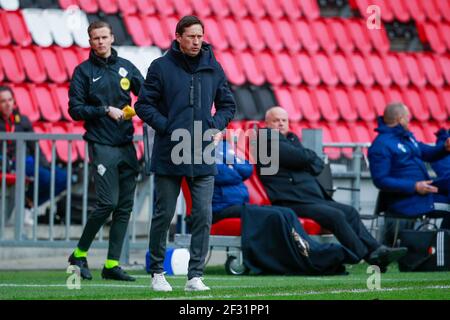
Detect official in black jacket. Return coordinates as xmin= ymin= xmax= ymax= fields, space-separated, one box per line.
xmin=257 ymin=107 xmax=407 ymax=273
xmin=67 ymin=21 xmax=143 ymax=281
xmin=135 ymin=16 xmax=236 ymax=292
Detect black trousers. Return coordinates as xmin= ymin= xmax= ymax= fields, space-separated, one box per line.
xmin=278 ymin=199 xmax=380 ymax=260
xmin=77 ymin=143 xmax=139 ymax=261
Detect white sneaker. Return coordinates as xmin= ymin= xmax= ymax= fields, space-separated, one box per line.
xmin=151 ymin=272 xmax=172 ymax=292
xmin=24 ymin=209 xmax=34 ymax=226
xmin=185 ymin=277 xmax=210 ymax=291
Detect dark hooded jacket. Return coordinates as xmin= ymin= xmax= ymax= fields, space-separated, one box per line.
xmin=135 ymin=41 xmax=236 ymax=177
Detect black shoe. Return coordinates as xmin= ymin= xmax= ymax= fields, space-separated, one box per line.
xmin=101 ymin=266 xmax=136 ymax=281
xmin=367 ymin=245 xmax=408 ymax=273
xmin=68 ymin=253 xmax=92 ymax=280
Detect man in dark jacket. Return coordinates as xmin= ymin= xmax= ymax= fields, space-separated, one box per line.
xmin=257 ymin=107 xmax=407 ymax=272
xmin=135 ymin=16 xmax=235 ymax=291
xmin=0 ymin=86 xmax=67 ymax=225
xmin=67 ymin=21 xmax=143 ymax=281
xmin=369 ymin=104 xmax=450 ymax=221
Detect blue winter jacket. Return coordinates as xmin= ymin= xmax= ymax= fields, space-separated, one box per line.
xmin=135 ymin=40 xmax=236 ymax=177
xmin=212 ymin=141 xmax=253 ymax=213
xmin=431 ymin=129 xmax=450 ymax=178
xmin=368 ymin=117 xmax=449 ymax=216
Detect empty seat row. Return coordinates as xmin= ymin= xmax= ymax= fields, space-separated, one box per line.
xmin=0 ymin=45 xmax=161 ymax=83
xmin=273 ymin=85 xmax=450 ymax=123
xmin=58 ymin=0 xmax=321 ymax=21
xmin=215 ymin=49 xmax=450 ymax=88
xmin=350 ymin=0 xmax=450 ymax=24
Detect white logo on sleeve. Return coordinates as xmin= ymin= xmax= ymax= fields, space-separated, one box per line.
xmin=93 ymin=76 xmax=102 ymax=82
xmin=397 ymin=143 xmax=407 ymax=153
xmin=97 ymin=164 xmax=106 ymax=176
xmin=118 ymin=67 xmax=128 ymax=78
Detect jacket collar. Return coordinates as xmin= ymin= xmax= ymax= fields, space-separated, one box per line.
xmin=375 ymin=116 xmax=412 ymax=139
xmin=435 ymin=128 xmax=450 ymax=143
xmin=167 ymin=40 xmax=216 ymax=73
xmin=89 ymin=48 xmax=118 ymax=67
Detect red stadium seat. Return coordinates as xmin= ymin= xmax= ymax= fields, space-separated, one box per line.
xmin=294 ymin=20 xmax=319 ymax=53
xmin=312 ymin=87 xmax=340 ymax=122
xmin=245 ymin=0 xmax=266 ymax=19
xmin=298 ymin=0 xmax=320 ymax=20
xmin=32 ymin=122 xmax=52 ymax=163
xmin=435 ymin=0 xmax=450 ymax=23
xmin=133 ymin=122 xmax=144 ymax=160
xmin=273 ymin=86 xmax=302 ymax=122
xmin=0 ymin=11 xmax=12 ymax=47
xmin=328 ymin=19 xmax=355 ymax=54
xmin=55 ymin=47 xmax=82 ymax=79
xmin=118 ymin=0 xmax=138 ymax=15
xmin=172 ymin=0 xmax=194 ymax=16
xmin=0 ymin=61 xmax=4 ymax=83
xmin=349 ymin=121 xmax=373 ymax=144
xmin=30 ymin=84 xmax=62 ymax=123
xmin=437 ymin=23 xmax=450 ymax=54
xmin=315 ymin=121 xmax=341 ymax=160
xmin=389 ymin=0 xmax=410 ymax=23
xmin=346 ymin=19 xmax=372 ymax=54
xmin=347 ymin=52 xmax=375 ymax=87
xmin=330 ymin=53 xmax=357 ymax=87
xmin=11 ymin=84 xmax=40 ymax=122
xmin=400 ymin=53 xmax=427 ymax=87
xmin=280 ymin=0 xmax=302 ymax=20
xmin=347 ymin=87 xmax=377 ymax=122
xmin=236 ymin=51 xmax=265 ymax=86
xmin=77 ymin=0 xmax=99 ymax=14
xmin=366 ymin=86 xmax=388 ymax=117
xmin=402 ymin=0 xmax=426 ymax=23
xmin=292 ymin=87 xmax=321 ymax=122
xmin=3 ymin=11 xmax=32 ymax=47
xmin=51 ymin=84 xmax=70 ymax=121
xmin=400 ymin=86 xmax=430 ymax=122
xmin=366 ymin=53 xmax=392 ymax=87
xmin=58 ymin=0 xmax=78 ymax=9
xmin=384 ymin=86 xmax=404 ymax=107
xmin=311 ymin=20 xmax=337 ymax=54
xmin=409 ymin=121 xmax=427 ymax=143
xmin=191 ymin=0 xmax=212 ymax=18
xmin=289 ymin=121 xmax=311 ymax=140
xmin=227 ymin=0 xmax=248 ymax=18
xmin=203 ymin=17 xmax=229 ymax=51
xmin=367 ymin=27 xmax=390 ymax=54
xmin=135 ymin=0 xmax=157 ymax=15
xmin=421 ymin=23 xmax=447 ymax=54
xmin=97 ymin=0 xmax=119 ymax=14
xmin=383 ymin=54 xmax=409 ymax=87
xmin=256 ymin=51 xmax=283 ymax=86
xmin=354 ymin=0 xmax=394 ymax=22
xmin=123 ymin=15 xmax=152 ymax=47
xmin=261 ymin=0 xmax=284 ymax=19
xmin=312 ymin=53 xmax=339 ymax=86
xmin=275 ymin=19 xmax=301 ymax=53
xmin=329 ymin=87 xmax=358 ymax=122
xmin=275 ymin=52 xmax=301 ymax=86
xmin=295 ymin=52 xmax=320 ymax=86
xmin=257 ymin=18 xmax=284 ymax=52
xmin=36 ymin=47 xmax=68 ymax=84
xmin=222 ymin=17 xmax=247 ymax=51
xmin=417 ymin=53 xmax=444 ymax=88
xmin=333 ymin=121 xmax=354 ymax=159
xmin=152 ymin=0 xmax=175 ymax=16
xmin=16 ymin=47 xmax=47 ymax=84
xmin=437 ymin=87 xmax=450 ymax=116
xmin=72 ymin=123 xmax=87 ymax=160
xmin=51 ymin=122 xmax=79 ymax=163
xmin=436 ymin=55 xmax=450 ymax=85
xmin=209 ymin=0 xmax=230 ymax=18
xmin=0 ymin=47 xmax=26 ymax=83
xmin=421 ymin=87 xmax=448 ymax=122
xmin=421 ymin=0 xmax=441 ymax=23
xmin=142 ymin=15 xmax=171 ymax=50
xmin=214 ymin=50 xmax=245 ymax=86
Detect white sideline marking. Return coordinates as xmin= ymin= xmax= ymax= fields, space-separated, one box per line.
xmin=155 ymin=285 xmax=450 ymax=300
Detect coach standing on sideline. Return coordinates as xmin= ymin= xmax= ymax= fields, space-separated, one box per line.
xmin=68 ymin=21 xmax=143 ymax=281
xmin=135 ymin=16 xmax=236 ymax=292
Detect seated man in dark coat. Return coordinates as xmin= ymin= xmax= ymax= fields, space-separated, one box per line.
xmin=212 ymin=139 xmax=360 ymax=275
xmin=369 ymin=105 xmax=450 ymax=226
xmin=256 ymin=106 xmax=407 ymax=272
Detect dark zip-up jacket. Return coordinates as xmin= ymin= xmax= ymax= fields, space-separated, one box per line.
xmin=431 ymin=128 xmax=450 ymax=178
xmin=68 ymin=48 xmax=143 ymax=146
xmin=135 ymin=40 xmax=236 ymax=177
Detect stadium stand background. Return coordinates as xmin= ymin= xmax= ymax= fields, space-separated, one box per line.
xmin=0 ymin=0 xmax=449 ymax=165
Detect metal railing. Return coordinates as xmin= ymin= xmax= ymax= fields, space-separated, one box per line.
xmin=0 ymin=133 xmax=154 ymax=263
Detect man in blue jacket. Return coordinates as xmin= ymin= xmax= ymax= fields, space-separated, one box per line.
xmin=135 ymin=16 xmax=236 ymax=292
xmin=368 ymin=103 xmax=450 ymax=220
